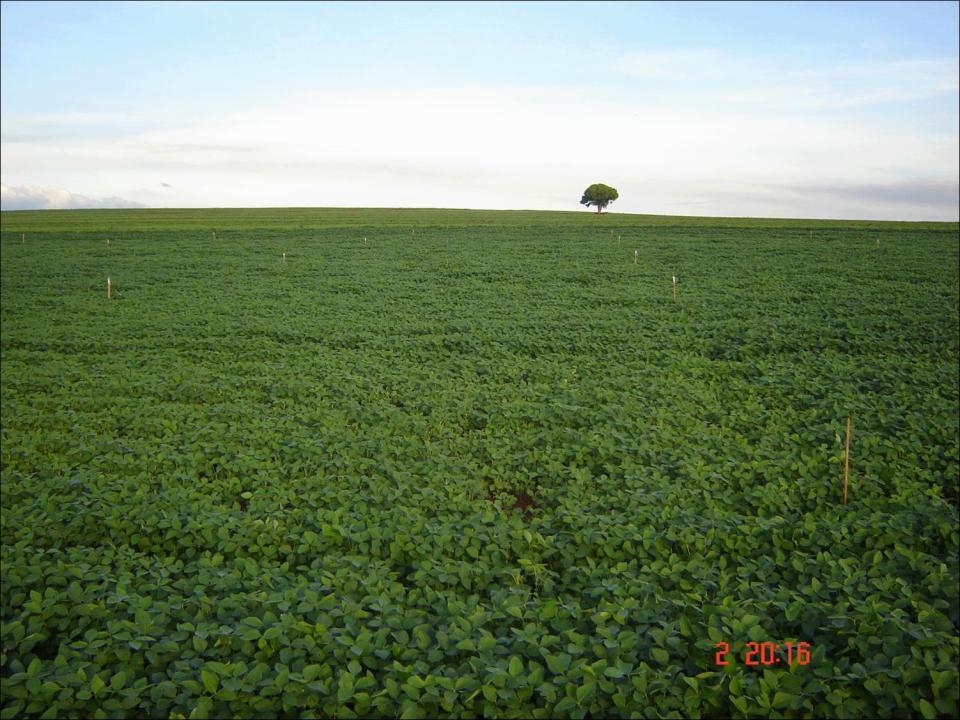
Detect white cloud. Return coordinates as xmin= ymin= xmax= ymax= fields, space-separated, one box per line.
xmin=18 ymin=111 xmax=145 ymax=126
xmin=1 ymin=83 xmax=956 ymax=219
xmin=613 ymin=49 xmax=959 ymax=114
xmin=612 ymin=49 xmax=729 ymax=81
xmin=638 ymin=178 xmax=959 ymax=221
xmin=706 ymin=58 xmax=959 ymax=112
xmin=0 ymin=184 xmax=145 ymax=210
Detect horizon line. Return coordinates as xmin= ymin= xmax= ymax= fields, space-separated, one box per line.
xmin=1 ymin=205 xmax=958 ymax=225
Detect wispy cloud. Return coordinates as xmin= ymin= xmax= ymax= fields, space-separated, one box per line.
xmin=1 ymin=83 xmax=956 ymax=219
xmin=694 ymin=179 xmax=959 ymax=221
xmin=723 ymin=61 xmax=957 ymax=113
xmin=0 ymin=111 xmax=157 ymax=145
xmin=19 ymin=111 xmax=144 ymax=126
xmin=611 ymin=48 xmax=727 ymax=81
xmin=0 ymin=184 xmax=145 ymax=210
xmin=793 ymin=179 xmax=960 ymax=212
xmin=139 ymin=142 xmax=257 ymax=156
xmin=613 ymin=48 xmax=959 ymax=112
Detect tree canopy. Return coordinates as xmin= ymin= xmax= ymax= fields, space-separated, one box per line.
xmin=580 ymin=183 xmax=619 ymax=213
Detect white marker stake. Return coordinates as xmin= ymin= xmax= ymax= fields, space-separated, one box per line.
xmin=21 ymin=233 xmax=25 ymax=243
xmin=634 ymin=250 xmax=638 ymax=264
xmin=672 ymin=275 xmax=677 ymax=300
xmin=282 ymin=253 xmax=286 ymax=263
xmin=106 ymin=238 xmax=110 ymax=246
xmin=107 ymin=277 xmax=112 ymax=299
xmin=364 ymin=236 xmax=368 ymax=245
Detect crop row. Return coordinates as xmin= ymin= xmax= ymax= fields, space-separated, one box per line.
xmin=2 ymin=221 xmax=957 ymax=718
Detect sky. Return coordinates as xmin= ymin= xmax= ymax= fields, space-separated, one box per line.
xmin=1 ymin=1 xmax=958 ymax=220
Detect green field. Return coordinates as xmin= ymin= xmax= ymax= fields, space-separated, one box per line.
xmin=1 ymin=208 xmax=958 ymax=719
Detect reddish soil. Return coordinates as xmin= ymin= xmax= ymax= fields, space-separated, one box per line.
xmin=486 ymin=490 xmax=537 ymax=521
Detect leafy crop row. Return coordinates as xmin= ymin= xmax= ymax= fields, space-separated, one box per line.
xmin=1 ymin=212 xmax=958 ymax=718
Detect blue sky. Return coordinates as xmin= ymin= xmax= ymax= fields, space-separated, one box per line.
xmin=2 ymin=1 xmax=957 ymax=219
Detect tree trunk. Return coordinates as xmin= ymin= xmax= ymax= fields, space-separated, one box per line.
xmin=596 ymin=204 xmax=602 ymax=214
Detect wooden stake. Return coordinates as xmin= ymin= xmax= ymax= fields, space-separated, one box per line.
xmin=107 ymin=277 xmax=112 ymax=299
xmin=843 ymin=416 xmax=852 ymax=504
xmin=633 ymin=249 xmax=638 ymax=264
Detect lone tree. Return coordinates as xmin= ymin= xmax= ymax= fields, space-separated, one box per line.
xmin=580 ymin=183 xmax=619 ymax=214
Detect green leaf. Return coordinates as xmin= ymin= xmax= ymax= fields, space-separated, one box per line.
xmin=554 ymin=697 xmax=577 ymax=714
xmin=201 ymin=670 xmax=218 ymax=695
xmin=864 ymin=678 xmax=882 ymax=695
xmin=632 ymin=671 xmax=648 ymax=693
xmin=189 ymin=697 xmax=213 ymax=720
xmin=338 ymin=673 xmax=354 ymax=703
xmin=262 ymin=626 xmax=282 ymax=641
xmin=508 ymin=656 xmax=523 ymax=676
xmin=546 ymin=653 xmax=572 ymax=674
xmin=0 ymin=704 xmax=24 ymax=720
xmin=651 ymin=648 xmax=670 ymax=665
xmin=110 ymin=671 xmax=127 ymax=691
xmin=91 ymin=676 xmax=106 ymax=695
xmin=918 ymin=699 xmax=936 ymax=720
xmin=773 ymin=691 xmax=798 ymax=708
xmin=576 ymin=681 xmax=596 ymax=705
